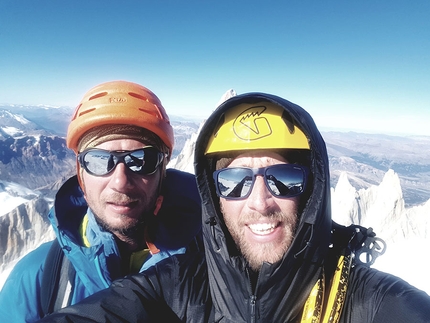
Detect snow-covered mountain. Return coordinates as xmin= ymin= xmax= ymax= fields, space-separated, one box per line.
xmin=325 ymin=131 xmax=430 ymax=207
xmin=1 ymin=103 xmax=429 ymax=295
xmin=332 ymin=170 xmax=430 ymax=293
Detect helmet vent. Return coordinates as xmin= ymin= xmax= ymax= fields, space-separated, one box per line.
xmin=89 ymin=92 xmax=108 ymax=101
xmin=138 ymin=107 xmax=162 ymax=119
xmin=79 ymin=107 xmax=96 ymax=117
xmin=128 ymin=92 xmax=152 ymax=103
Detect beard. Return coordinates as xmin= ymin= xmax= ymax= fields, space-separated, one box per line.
xmin=223 ymin=208 xmax=298 ymax=272
xmin=92 ymin=191 xmax=158 ymax=245
xmin=94 ymin=212 xmax=146 ymax=240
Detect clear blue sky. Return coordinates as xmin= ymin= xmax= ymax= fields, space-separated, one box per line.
xmin=1 ymin=1 xmax=429 ymax=135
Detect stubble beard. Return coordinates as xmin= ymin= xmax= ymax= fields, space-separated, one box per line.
xmin=91 ymin=191 xmax=158 ymax=245
xmin=223 ymin=209 xmax=298 ymax=272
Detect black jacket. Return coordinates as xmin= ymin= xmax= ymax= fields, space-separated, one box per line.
xmin=38 ymin=93 xmax=430 ymax=323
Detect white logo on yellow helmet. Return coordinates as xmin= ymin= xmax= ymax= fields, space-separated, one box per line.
xmin=205 ymin=102 xmax=310 ymax=154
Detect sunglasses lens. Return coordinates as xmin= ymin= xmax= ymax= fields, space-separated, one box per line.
xmin=123 ymin=150 xmax=144 ymax=172
xmin=80 ymin=148 xmax=163 ymax=176
xmin=265 ymin=165 xmax=306 ymax=197
xmin=126 ymin=148 xmax=161 ymax=175
xmin=214 ymin=165 xmax=307 ymax=199
xmin=215 ymin=168 xmax=254 ymax=198
xmin=81 ymin=150 xmax=116 ymax=175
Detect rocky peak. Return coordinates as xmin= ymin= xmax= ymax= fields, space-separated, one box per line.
xmin=0 ymin=135 xmax=75 ymax=190
xmin=0 ymin=197 xmax=54 ymax=269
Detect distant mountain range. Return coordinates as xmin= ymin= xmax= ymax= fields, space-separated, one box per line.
xmin=324 ymin=131 xmax=430 ymax=206
xmin=1 ymin=104 xmax=429 ymax=294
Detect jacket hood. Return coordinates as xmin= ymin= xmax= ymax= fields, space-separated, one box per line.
xmin=194 ymin=92 xmax=332 ymax=321
xmin=48 ymin=169 xmax=202 ymax=291
xmin=50 ymin=169 xmax=201 ymax=251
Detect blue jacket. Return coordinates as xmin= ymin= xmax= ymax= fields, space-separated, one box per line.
xmin=0 ymin=168 xmax=201 ymax=322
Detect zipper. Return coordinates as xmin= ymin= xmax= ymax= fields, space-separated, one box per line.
xmin=247 ymin=266 xmax=259 ymax=323
xmin=250 ymin=294 xmax=257 ymax=323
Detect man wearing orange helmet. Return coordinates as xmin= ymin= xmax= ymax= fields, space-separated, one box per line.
xmin=0 ymin=81 xmax=201 ymax=322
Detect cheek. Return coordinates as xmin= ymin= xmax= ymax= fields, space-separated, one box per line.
xmin=219 ymin=199 xmax=244 ymax=221
xmin=138 ymin=173 xmax=162 ymax=196
xmin=277 ymin=197 xmax=300 ymax=213
xmin=81 ymin=172 xmax=105 ymax=195
xmin=82 ymin=172 xmax=93 ymax=188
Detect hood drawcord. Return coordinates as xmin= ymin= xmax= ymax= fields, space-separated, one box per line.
xmin=294 ymin=225 xmax=315 ymax=258
xmin=205 ymin=216 xmax=221 ymax=252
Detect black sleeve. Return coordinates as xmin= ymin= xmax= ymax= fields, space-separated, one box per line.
xmin=36 ymin=247 xmax=209 ymax=323
xmin=36 ymin=274 xmax=183 ymax=323
xmin=343 ymin=266 xmax=430 ymax=323
xmin=373 ymin=286 xmax=430 ymax=323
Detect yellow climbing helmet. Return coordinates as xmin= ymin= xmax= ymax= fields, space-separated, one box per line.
xmin=205 ymin=101 xmax=310 ymax=154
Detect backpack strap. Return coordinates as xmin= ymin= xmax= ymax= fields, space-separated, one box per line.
xmin=41 ymin=240 xmax=76 ymax=317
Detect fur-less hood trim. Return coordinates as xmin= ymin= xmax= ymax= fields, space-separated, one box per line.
xmin=194 ymin=92 xmax=332 ymax=322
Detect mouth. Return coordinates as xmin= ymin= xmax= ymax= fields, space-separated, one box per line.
xmin=247 ymin=222 xmax=279 ymax=235
xmin=107 ymin=200 xmax=139 ymax=212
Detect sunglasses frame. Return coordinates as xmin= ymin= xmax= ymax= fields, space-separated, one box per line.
xmin=213 ymin=164 xmax=309 ymax=200
xmin=77 ymin=147 xmax=166 ymax=176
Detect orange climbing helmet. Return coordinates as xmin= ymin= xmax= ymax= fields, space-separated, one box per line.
xmin=67 ymin=80 xmax=174 ymax=157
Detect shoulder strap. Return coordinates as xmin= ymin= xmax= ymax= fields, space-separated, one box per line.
xmin=41 ymin=240 xmax=76 ymax=317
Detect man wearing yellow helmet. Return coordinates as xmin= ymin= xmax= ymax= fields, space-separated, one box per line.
xmin=0 ymin=81 xmax=201 ymax=322
xmin=37 ymin=92 xmax=430 ymax=322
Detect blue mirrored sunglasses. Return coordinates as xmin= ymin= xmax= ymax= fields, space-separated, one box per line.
xmin=78 ymin=147 xmax=166 ymax=176
xmin=213 ymin=164 xmax=309 ymax=200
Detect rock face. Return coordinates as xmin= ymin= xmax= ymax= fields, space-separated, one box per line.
xmin=168 ymin=123 xmax=202 ymax=174
xmin=325 ymin=131 xmax=430 ymax=206
xmin=0 ymin=135 xmax=75 ymax=190
xmin=331 ymin=169 xmax=429 ymax=244
xmin=331 ymin=170 xmax=430 ymax=293
xmin=0 ymin=197 xmax=54 ymax=269
xmin=170 ymin=120 xmax=201 ymax=159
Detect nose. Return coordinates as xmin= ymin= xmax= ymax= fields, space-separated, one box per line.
xmin=246 ymin=175 xmax=274 ymax=213
xmin=109 ymin=162 xmax=134 ymax=191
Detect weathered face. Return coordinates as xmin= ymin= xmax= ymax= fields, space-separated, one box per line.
xmin=219 ymin=151 xmax=300 ymax=271
xmin=81 ymin=139 xmax=162 ymax=240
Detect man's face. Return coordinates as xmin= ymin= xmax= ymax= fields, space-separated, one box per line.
xmin=81 ymin=139 xmax=162 ymax=239
xmin=219 ymin=151 xmax=300 ymax=271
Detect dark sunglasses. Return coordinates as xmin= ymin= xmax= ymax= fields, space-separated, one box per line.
xmin=213 ymin=164 xmax=309 ymax=200
xmin=78 ymin=147 xmax=166 ymax=176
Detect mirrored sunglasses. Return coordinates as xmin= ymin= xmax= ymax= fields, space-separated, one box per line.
xmin=78 ymin=147 xmax=166 ymax=176
xmin=213 ymin=164 xmax=309 ymax=200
